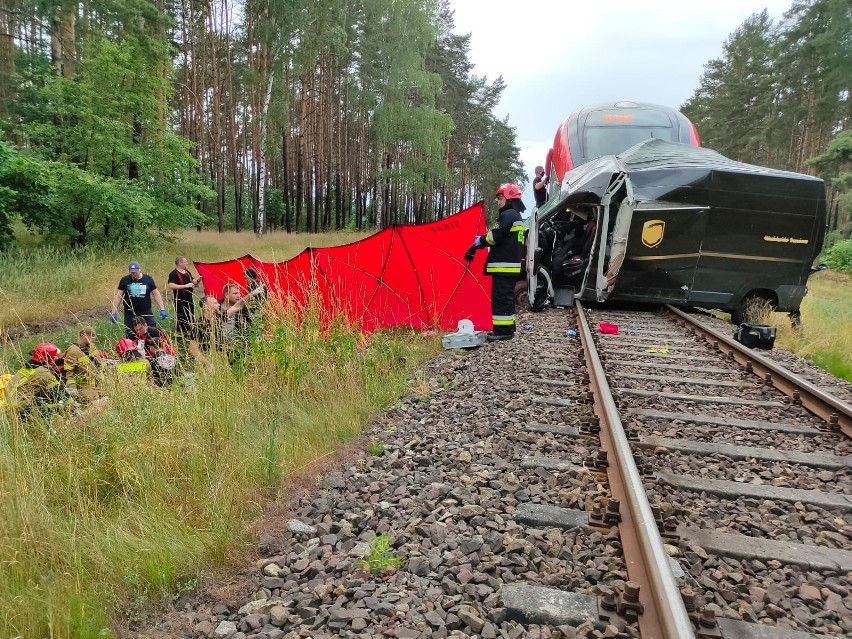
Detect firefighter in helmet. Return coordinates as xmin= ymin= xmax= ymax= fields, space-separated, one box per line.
xmin=1 ymin=342 xmax=64 ymax=415
xmin=464 ymin=183 xmax=526 ymax=341
xmin=62 ymin=327 xmax=104 ymax=404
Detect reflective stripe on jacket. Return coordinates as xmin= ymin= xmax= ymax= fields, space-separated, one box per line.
xmin=117 ymin=361 xmax=148 ymax=375
xmin=482 ymin=207 xmax=524 ymax=276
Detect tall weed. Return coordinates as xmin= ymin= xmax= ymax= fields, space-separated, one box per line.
xmin=769 ymin=271 xmax=852 ymax=381
xmin=0 ymin=300 xmax=434 ymax=638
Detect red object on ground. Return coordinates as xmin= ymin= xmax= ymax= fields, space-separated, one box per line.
xmin=598 ymin=322 xmax=619 ymax=335
xmin=194 ymin=203 xmax=492 ymax=332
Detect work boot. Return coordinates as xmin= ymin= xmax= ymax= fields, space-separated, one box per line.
xmin=486 ymin=332 xmax=513 ymax=342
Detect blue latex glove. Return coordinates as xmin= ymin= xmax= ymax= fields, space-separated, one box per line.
xmin=474 ymin=236 xmax=483 ymax=248
xmin=110 ymin=313 xmax=118 ymax=323
xmin=159 ymin=309 xmax=168 ymax=320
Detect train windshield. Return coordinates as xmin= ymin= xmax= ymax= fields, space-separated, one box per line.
xmin=584 ymin=108 xmax=674 ymax=160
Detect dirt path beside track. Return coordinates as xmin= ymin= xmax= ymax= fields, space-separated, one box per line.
xmin=2 ymin=308 xmax=103 ymax=343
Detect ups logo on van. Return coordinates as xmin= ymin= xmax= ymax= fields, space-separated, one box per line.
xmin=641 ymin=220 xmax=665 ymax=248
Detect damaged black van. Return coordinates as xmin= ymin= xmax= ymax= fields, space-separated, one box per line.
xmin=525 ymin=139 xmax=827 ymax=324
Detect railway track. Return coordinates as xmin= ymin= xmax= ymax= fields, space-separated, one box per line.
xmin=580 ymin=303 xmax=852 ymax=639
xmin=165 ymin=304 xmax=852 ymax=639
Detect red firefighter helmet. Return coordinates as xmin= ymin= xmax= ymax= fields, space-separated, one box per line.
xmin=495 ymin=183 xmax=522 ymax=200
xmin=115 ymin=338 xmax=137 ymax=356
xmin=32 ymin=342 xmax=60 ymax=364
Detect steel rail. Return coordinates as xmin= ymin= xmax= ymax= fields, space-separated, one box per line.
xmin=666 ymin=305 xmax=852 ymax=438
xmin=576 ymin=302 xmax=695 ymax=639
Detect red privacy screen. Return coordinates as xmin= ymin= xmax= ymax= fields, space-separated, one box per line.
xmin=194 ymin=202 xmax=493 ymax=332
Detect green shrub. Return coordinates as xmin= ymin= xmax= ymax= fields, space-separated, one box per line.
xmin=822 ymin=238 xmax=852 ymax=274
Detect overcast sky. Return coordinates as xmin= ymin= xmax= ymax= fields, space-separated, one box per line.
xmin=449 ymin=0 xmax=794 ymax=206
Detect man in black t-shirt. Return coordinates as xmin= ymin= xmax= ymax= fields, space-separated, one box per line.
xmin=533 ymin=165 xmax=548 ymax=209
xmin=167 ymin=256 xmax=202 ymax=338
xmin=110 ymin=261 xmax=168 ymax=338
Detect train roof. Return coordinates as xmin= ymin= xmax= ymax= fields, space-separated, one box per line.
xmin=566 ymin=100 xmax=684 ymax=117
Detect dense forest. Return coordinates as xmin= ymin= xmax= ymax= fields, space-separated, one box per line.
xmin=682 ymin=0 xmax=852 ymax=240
xmin=0 ymin=0 xmax=524 ymax=247
xmin=1 ymin=0 xmax=850 ymax=250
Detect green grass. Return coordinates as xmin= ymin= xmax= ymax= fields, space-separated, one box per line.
xmin=366 ymin=437 xmax=386 ymax=457
xmin=0 ymin=304 xmax=437 ymax=638
xmin=357 ymin=534 xmax=402 ymax=575
xmin=777 ymin=271 xmax=852 ymax=381
xmin=0 ymin=228 xmax=368 ymax=328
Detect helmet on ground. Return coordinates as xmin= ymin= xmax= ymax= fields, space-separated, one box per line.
xmin=495 ymin=183 xmax=522 ymax=200
xmin=115 ymin=338 xmax=137 ymax=356
xmin=32 ymin=342 xmax=60 ymax=364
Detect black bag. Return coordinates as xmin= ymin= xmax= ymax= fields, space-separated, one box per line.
xmin=734 ymin=323 xmax=776 ymax=350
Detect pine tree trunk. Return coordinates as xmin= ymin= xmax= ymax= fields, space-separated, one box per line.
xmin=282 ymin=131 xmax=292 ymax=233
xmin=256 ymin=66 xmax=274 ymax=236
xmin=0 ymin=1 xmax=15 ymax=123
xmin=51 ymin=8 xmax=75 ymax=78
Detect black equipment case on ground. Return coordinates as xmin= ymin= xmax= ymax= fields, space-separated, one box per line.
xmin=734 ymin=323 xmax=776 ymax=350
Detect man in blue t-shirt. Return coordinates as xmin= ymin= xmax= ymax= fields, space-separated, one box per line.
xmin=110 ymin=261 xmax=168 ymax=338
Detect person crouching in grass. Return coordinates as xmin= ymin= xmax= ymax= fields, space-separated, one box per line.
xmin=132 ymin=317 xmax=177 ymax=386
xmin=62 ymin=327 xmax=105 ymax=404
xmin=1 ymin=343 xmax=64 ymax=417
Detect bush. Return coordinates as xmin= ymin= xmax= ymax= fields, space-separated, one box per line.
xmin=822 ymin=238 xmax=852 ymax=274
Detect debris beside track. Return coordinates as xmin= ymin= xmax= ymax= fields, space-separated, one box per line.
xmin=691 ymin=312 xmax=852 ymax=403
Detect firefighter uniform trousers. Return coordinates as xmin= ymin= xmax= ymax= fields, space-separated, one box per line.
xmin=490 ymin=275 xmax=517 ymax=336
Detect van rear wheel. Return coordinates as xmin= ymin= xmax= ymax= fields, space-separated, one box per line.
xmin=732 ymin=294 xmax=775 ymax=325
